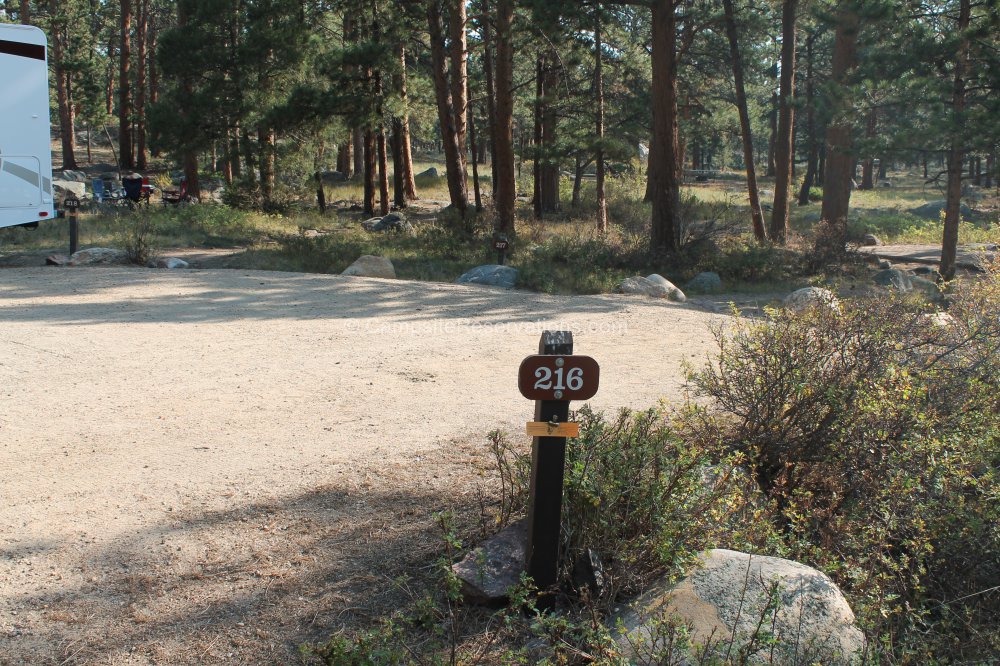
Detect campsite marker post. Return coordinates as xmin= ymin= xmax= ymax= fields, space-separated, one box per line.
xmin=64 ymin=195 xmax=80 ymax=255
xmin=493 ymin=235 xmax=510 ymax=266
xmin=518 ymin=331 xmax=600 ymax=609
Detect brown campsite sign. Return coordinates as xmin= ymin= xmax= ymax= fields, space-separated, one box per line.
xmin=518 ymin=355 xmax=600 ymax=402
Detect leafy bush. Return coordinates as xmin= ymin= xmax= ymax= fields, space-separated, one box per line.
xmin=114 ymin=209 xmax=158 ymax=265
xmin=688 ymin=263 xmax=1000 ymax=661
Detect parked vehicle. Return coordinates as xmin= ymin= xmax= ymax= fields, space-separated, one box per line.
xmin=0 ymin=24 xmax=56 ymax=229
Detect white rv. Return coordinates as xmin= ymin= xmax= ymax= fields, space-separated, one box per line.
xmin=0 ymin=24 xmax=56 ymax=229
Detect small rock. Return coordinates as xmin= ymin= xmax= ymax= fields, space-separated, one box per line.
xmin=46 ymin=254 xmax=70 ymax=266
xmin=873 ymin=268 xmax=913 ymax=292
xmin=67 ymin=248 xmax=128 ymax=266
xmin=342 ymin=255 xmax=396 ymax=279
xmin=879 ymin=180 xmax=893 ymax=188
xmin=452 ymin=520 xmax=527 ymax=605
xmin=861 ymin=234 xmax=882 ymax=247
xmin=784 ymin=287 xmax=839 ymax=312
xmin=456 ymin=264 xmax=519 ymax=289
xmin=646 ymin=274 xmax=687 ymax=302
xmin=612 ymin=549 xmax=865 ymax=664
xmin=416 ymin=167 xmax=440 ymax=178
xmin=923 ymin=312 xmax=956 ymax=329
xmin=878 ymin=259 xmax=892 ymax=269
xmin=684 ymin=271 xmax=722 ymax=294
xmin=913 ymin=265 xmax=938 ymax=277
xmin=155 ymin=257 xmax=189 ymax=269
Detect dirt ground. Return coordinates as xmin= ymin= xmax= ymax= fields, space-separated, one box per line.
xmin=0 ymin=266 xmax=734 ymax=665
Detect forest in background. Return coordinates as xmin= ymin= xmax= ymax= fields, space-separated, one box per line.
xmin=3 ymin=0 xmax=998 ymax=277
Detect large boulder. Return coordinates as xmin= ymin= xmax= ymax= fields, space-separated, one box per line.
xmin=67 ymin=248 xmax=129 ymax=266
xmin=620 ymin=274 xmax=687 ymax=302
xmin=317 ymin=170 xmax=346 ymax=184
xmin=341 ymin=255 xmax=396 ymax=279
xmin=910 ymin=200 xmax=974 ymax=221
xmin=647 ymin=274 xmax=686 ymax=302
xmin=53 ymin=180 xmax=86 ymax=200
xmin=684 ymin=271 xmax=723 ymax=294
xmin=784 ymin=287 xmax=839 ymax=313
xmin=361 ymin=212 xmax=414 ymax=234
xmin=613 ymin=549 xmax=865 ymax=664
xmin=456 ymin=264 xmax=519 ymax=289
xmin=873 ymin=268 xmax=913 ymax=292
xmin=416 ymin=167 xmax=440 ymax=178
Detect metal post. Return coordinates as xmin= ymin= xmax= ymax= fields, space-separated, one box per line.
xmin=69 ymin=212 xmax=78 ymax=255
xmin=525 ymin=330 xmax=573 ymax=609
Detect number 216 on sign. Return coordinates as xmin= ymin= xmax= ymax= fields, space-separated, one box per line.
xmin=518 ymin=355 xmax=600 ymax=401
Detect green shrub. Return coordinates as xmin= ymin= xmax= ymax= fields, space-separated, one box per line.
xmin=114 ymin=209 xmax=158 ymax=265
xmin=688 ymin=263 xmax=1000 ymax=661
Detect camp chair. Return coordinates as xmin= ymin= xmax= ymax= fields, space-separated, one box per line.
xmin=92 ymin=178 xmax=105 ymax=203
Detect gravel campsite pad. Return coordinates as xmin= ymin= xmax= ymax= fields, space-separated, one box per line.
xmin=1 ymin=267 xmax=729 ymax=663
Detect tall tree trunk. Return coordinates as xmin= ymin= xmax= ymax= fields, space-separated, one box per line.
xmin=337 ymin=138 xmax=353 ymax=178
xmin=941 ymin=0 xmax=970 ymax=281
xmin=259 ymin=127 xmax=275 ymax=203
xmin=119 ymin=0 xmax=134 ymax=169
xmin=532 ymin=55 xmax=543 ymax=218
xmin=353 ymin=128 xmax=365 ymax=178
xmin=148 ymin=15 xmax=158 ymax=105
xmin=859 ymin=110 xmax=877 ymax=189
xmin=231 ymin=125 xmax=242 ymax=179
xmin=649 ymin=0 xmax=682 ymax=252
xmin=539 ymin=54 xmax=561 ymax=213
xmin=723 ymin=0 xmax=765 ymax=240
xmin=984 ymin=148 xmax=994 ymax=189
xmin=377 ymin=129 xmax=390 ymax=215
xmin=397 ymin=44 xmax=417 ymax=201
xmin=363 ymin=130 xmax=377 ymax=216
xmin=427 ymin=1 xmax=469 ymax=216
xmin=135 ymin=0 xmax=149 ymax=169
xmin=798 ymin=56 xmax=821 ymax=204
xmin=818 ymin=5 xmax=860 ymax=254
xmin=176 ymin=1 xmax=199 ymax=201
xmin=493 ymin=0 xmax=516 ymax=233
xmin=105 ymin=32 xmax=115 ymax=117
xmin=223 ymin=132 xmax=234 ymax=184
xmin=468 ymin=76 xmax=483 ymax=212
xmin=447 ymin=0 xmax=468 ymax=176
xmin=49 ymin=5 xmax=78 ymax=169
xmin=19 ymin=0 xmax=29 ymax=23
xmin=770 ymin=0 xmax=797 ymax=244
xmin=392 ymin=120 xmax=405 ymax=207
xmin=595 ymin=2 xmax=608 ymax=233
xmin=482 ymin=0 xmax=498 ymax=192
xmin=766 ymin=91 xmax=778 ymax=177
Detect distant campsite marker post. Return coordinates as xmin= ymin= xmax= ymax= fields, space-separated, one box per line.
xmin=493 ymin=235 xmax=510 ymax=266
xmin=64 ymin=195 xmax=80 ymax=255
xmin=518 ymin=331 xmax=600 ymax=608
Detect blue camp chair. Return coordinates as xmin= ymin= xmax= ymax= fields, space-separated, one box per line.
xmin=92 ymin=178 xmax=104 ymax=203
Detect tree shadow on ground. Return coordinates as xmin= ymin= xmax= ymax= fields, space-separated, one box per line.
xmin=2 ymin=442 xmax=499 ymax=665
